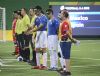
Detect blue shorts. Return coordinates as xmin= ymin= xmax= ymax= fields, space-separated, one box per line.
xmin=60 ymin=41 xmax=72 ymax=59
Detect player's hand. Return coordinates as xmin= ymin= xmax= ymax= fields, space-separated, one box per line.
xmin=25 ymin=30 xmax=33 ymax=35
xmin=75 ymin=40 xmax=80 ymax=46
xmin=24 ymin=30 xmax=28 ymax=34
xmin=70 ymin=38 xmax=77 ymax=43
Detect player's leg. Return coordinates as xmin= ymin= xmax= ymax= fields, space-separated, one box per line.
xmin=32 ymin=31 xmax=41 ymax=69
xmin=30 ymin=34 xmax=36 ymax=66
xmin=60 ymin=41 xmax=72 ymax=75
xmin=24 ymin=34 xmax=31 ymax=62
xmin=48 ymin=36 xmax=53 ymax=68
xmin=40 ymin=31 xmax=47 ymax=69
xmin=12 ymin=34 xmax=19 ymax=55
xmin=58 ymin=41 xmax=65 ymax=70
xmin=17 ymin=34 xmax=25 ymax=59
xmin=53 ymin=35 xmax=58 ymax=69
xmin=48 ymin=35 xmax=58 ymax=71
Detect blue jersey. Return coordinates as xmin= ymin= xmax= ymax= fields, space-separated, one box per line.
xmin=35 ymin=14 xmax=47 ymax=31
xmin=47 ymin=18 xmax=59 ymax=35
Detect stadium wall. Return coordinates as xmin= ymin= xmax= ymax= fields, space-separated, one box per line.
xmin=0 ymin=0 xmax=99 ymax=41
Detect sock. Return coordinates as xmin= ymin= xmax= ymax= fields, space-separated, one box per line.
xmin=15 ymin=46 xmax=19 ymax=54
xmin=53 ymin=50 xmax=58 ymax=68
xmin=42 ymin=52 xmax=47 ymax=67
xmin=32 ymin=51 xmax=36 ymax=63
xmin=24 ymin=48 xmax=30 ymax=60
xmin=20 ymin=49 xmax=25 ymax=60
xmin=36 ymin=52 xmax=40 ymax=66
xmin=58 ymin=43 xmax=65 ymax=68
xmin=27 ymin=48 xmax=30 ymax=60
xmin=49 ymin=50 xmax=53 ymax=68
xmin=59 ymin=58 xmax=65 ymax=68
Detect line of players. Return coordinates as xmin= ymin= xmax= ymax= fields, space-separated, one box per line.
xmin=12 ymin=6 xmax=79 ymax=76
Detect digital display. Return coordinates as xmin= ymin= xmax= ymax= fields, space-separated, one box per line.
xmin=52 ymin=5 xmax=100 ymax=36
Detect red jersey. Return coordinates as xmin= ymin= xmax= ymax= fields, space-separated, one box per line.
xmin=60 ymin=20 xmax=69 ymax=41
xmin=12 ymin=19 xmax=17 ymax=34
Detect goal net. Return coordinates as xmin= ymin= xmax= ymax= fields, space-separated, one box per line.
xmin=0 ymin=7 xmax=6 ymax=42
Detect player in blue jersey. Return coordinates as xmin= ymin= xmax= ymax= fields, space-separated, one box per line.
xmin=46 ymin=8 xmax=59 ymax=71
xmin=26 ymin=6 xmax=48 ymax=70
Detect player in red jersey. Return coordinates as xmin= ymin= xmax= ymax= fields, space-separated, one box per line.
xmin=12 ymin=11 xmax=19 ymax=55
xmin=58 ymin=9 xmax=80 ymax=76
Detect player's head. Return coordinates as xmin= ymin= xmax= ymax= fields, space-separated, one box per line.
xmin=29 ymin=7 xmax=35 ymax=16
xmin=13 ymin=10 xmax=18 ymax=19
xmin=60 ymin=9 xmax=69 ymax=19
xmin=21 ymin=8 xmax=27 ymax=16
xmin=34 ymin=5 xmax=42 ymax=16
xmin=17 ymin=10 xmax=23 ymax=19
xmin=46 ymin=8 xmax=53 ymax=19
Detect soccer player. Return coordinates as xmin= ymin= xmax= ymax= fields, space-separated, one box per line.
xmin=21 ymin=8 xmax=31 ymax=62
xmin=26 ymin=6 xmax=48 ymax=70
xmin=15 ymin=10 xmax=25 ymax=59
xmin=58 ymin=9 xmax=79 ymax=75
xmin=29 ymin=8 xmax=37 ymax=66
xmin=46 ymin=8 xmax=59 ymax=71
xmin=12 ymin=11 xmax=19 ymax=55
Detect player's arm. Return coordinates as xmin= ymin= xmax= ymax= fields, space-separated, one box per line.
xmin=65 ymin=21 xmax=77 ymax=43
xmin=67 ymin=31 xmax=76 ymax=43
xmin=24 ymin=17 xmax=32 ymax=34
xmin=25 ymin=17 xmax=42 ymax=34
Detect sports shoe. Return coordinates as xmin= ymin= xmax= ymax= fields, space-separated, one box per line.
xmin=59 ymin=71 xmax=71 ymax=76
xmin=31 ymin=66 xmax=40 ymax=69
xmin=48 ymin=67 xmax=58 ymax=71
xmin=39 ymin=66 xmax=47 ymax=70
xmin=29 ymin=60 xmax=37 ymax=66
xmin=57 ymin=68 xmax=63 ymax=72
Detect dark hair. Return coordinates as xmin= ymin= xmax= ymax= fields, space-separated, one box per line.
xmin=17 ymin=10 xmax=23 ymax=17
xmin=49 ymin=5 xmax=52 ymax=9
xmin=30 ymin=7 xmax=35 ymax=11
xmin=35 ymin=5 xmax=42 ymax=11
xmin=46 ymin=8 xmax=53 ymax=14
xmin=13 ymin=11 xmax=18 ymax=14
xmin=62 ymin=9 xmax=69 ymax=18
xmin=21 ymin=8 xmax=27 ymax=13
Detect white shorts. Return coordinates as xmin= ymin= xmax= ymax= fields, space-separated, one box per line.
xmin=35 ymin=31 xmax=47 ymax=48
xmin=48 ymin=35 xmax=58 ymax=51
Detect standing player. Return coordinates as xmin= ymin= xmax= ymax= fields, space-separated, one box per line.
xmin=26 ymin=6 xmax=48 ymax=70
xmin=29 ymin=8 xmax=37 ymax=66
xmin=15 ymin=10 xmax=25 ymax=59
xmin=46 ymin=8 xmax=59 ymax=71
xmin=21 ymin=8 xmax=31 ymax=62
xmin=12 ymin=11 xmax=19 ymax=55
xmin=58 ymin=9 xmax=79 ymax=75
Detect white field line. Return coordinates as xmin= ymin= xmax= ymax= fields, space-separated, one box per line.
xmin=2 ymin=57 xmax=100 ymax=61
xmin=0 ymin=56 xmax=100 ymax=67
xmin=1 ymin=56 xmax=100 ymax=64
xmin=71 ymin=64 xmax=100 ymax=68
xmin=72 ymin=50 xmax=80 ymax=51
xmin=1 ymin=65 xmax=100 ymax=70
xmin=1 ymin=68 xmax=30 ymax=70
xmin=71 ymin=57 xmax=100 ymax=61
xmin=2 ymin=59 xmax=17 ymax=60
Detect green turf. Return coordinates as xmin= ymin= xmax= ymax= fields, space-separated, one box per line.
xmin=0 ymin=40 xmax=100 ymax=76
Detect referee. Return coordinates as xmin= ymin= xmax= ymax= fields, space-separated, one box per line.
xmin=21 ymin=8 xmax=31 ymax=62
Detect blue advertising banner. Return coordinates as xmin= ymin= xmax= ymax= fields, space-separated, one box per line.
xmin=52 ymin=5 xmax=100 ymax=36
